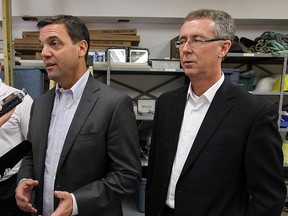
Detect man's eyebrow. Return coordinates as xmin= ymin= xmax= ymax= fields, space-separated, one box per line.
xmin=39 ymin=35 xmax=59 ymax=42
xmin=48 ymin=35 xmax=59 ymax=40
xmin=179 ymin=34 xmax=201 ymax=39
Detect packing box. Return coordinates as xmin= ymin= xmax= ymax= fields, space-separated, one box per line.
xmin=89 ymin=28 xmax=137 ymax=35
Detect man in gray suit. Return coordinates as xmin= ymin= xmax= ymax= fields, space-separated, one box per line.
xmin=15 ymin=15 xmax=141 ymax=216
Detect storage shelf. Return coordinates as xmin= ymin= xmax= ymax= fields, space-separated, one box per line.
xmin=224 ymin=53 xmax=288 ymax=131
xmin=94 ymin=62 xmax=184 ymax=75
xmin=252 ymin=92 xmax=281 ymax=96
xmin=224 ymin=53 xmax=287 ymax=65
xmin=94 ymin=68 xmax=184 ymax=75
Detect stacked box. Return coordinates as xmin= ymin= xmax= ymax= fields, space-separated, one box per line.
xmin=16 ymin=29 xmax=141 ymax=60
xmin=14 ymin=37 xmax=42 ymax=60
xmin=89 ymin=28 xmax=140 ymax=50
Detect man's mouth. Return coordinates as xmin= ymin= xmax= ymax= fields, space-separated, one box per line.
xmin=45 ymin=63 xmax=56 ymax=70
xmin=182 ymin=61 xmax=194 ymax=66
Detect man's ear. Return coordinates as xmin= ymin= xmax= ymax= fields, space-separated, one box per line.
xmin=219 ymin=40 xmax=232 ymax=58
xmin=78 ymin=40 xmax=88 ymax=58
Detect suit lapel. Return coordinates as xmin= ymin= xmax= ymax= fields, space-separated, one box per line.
xmin=165 ymin=86 xmax=188 ymax=178
xmin=57 ymin=75 xmax=100 ymax=170
xmin=38 ymin=90 xmax=55 ymax=157
xmin=180 ymin=79 xmax=235 ymax=177
xmin=36 ymin=89 xmax=55 ymax=202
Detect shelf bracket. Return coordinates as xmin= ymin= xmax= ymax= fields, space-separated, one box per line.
xmin=2 ymin=0 xmax=14 ymax=86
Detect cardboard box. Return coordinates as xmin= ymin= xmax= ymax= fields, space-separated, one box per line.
xmin=89 ymin=34 xmax=140 ymax=46
xmin=14 ymin=44 xmax=42 ymax=51
xmin=90 ymin=40 xmax=131 ymax=47
xmin=35 ymin=52 xmax=42 ymax=60
xmin=89 ymin=46 xmax=108 ymax=51
xmin=16 ymin=54 xmax=36 ymax=60
xmin=22 ymin=31 xmax=39 ymax=39
xmin=22 ymin=29 xmax=137 ymax=38
xmin=14 ymin=38 xmax=41 ymax=44
xmin=14 ymin=38 xmax=42 ymax=54
xmin=89 ymin=28 xmax=137 ymax=35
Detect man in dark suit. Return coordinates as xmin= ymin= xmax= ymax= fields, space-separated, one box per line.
xmin=145 ymin=9 xmax=286 ymax=216
xmin=15 ymin=15 xmax=141 ymax=216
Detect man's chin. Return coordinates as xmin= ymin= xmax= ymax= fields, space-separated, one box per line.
xmin=47 ymin=75 xmax=59 ymax=84
xmin=183 ymin=68 xmax=197 ymax=76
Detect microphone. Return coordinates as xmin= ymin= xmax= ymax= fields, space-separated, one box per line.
xmin=0 ymin=140 xmax=32 ymax=178
xmin=0 ymin=89 xmax=27 ymax=117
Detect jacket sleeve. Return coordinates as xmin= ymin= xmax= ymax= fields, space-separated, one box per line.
xmin=245 ymin=102 xmax=286 ymax=215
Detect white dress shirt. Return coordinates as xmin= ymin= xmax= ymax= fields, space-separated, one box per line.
xmin=43 ymin=71 xmax=89 ymax=216
xmin=166 ymin=74 xmax=224 ymax=208
xmin=0 ymin=79 xmax=33 ymax=181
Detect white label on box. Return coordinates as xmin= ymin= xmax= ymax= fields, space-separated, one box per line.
xmin=138 ymin=100 xmax=155 ymax=114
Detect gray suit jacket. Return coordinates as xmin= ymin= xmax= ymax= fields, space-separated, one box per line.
xmin=18 ymin=74 xmax=142 ymax=215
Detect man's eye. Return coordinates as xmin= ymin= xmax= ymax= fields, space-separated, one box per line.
xmin=179 ymin=40 xmax=187 ymax=45
xmin=192 ymin=38 xmax=202 ymax=43
xmin=50 ymin=41 xmax=60 ymax=47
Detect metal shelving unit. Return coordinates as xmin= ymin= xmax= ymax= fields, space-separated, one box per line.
xmin=224 ymin=53 xmax=288 ymax=130
xmin=18 ymin=53 xmax=288 ymax=126
xmin=93 ymin=63 xmax=185 ymax=99
xmin=93 ymin=62 xmax=185 ymax=121
xmin=2 ymin=0 xmax=14 ymax=86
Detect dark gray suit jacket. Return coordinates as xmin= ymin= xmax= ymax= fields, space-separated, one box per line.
xmin=18 ymin=74 xmax=142 ymax=215
xmin=146 ymin=78 xmax=286 ymax=216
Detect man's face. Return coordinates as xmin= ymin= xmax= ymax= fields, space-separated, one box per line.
xmin=39 ymin=23 xmax=81 ymax=88
xmin=179 ymin=18 xmax=226 ymax=81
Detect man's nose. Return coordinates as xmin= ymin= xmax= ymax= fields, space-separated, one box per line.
xmin=41 ymin=45 xmax=51 ymax=58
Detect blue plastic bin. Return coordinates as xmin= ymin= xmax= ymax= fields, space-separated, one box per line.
xmin=1 ymin=67 xmax=44 ymax=100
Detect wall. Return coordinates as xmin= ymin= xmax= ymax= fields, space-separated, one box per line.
xmin=0 ymin=1 xmax=287 ymax=58
xmin=7 ymin=0 xmax=288 ymax=19
xmin=8 ymin=21 xmax=288 ymax=59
